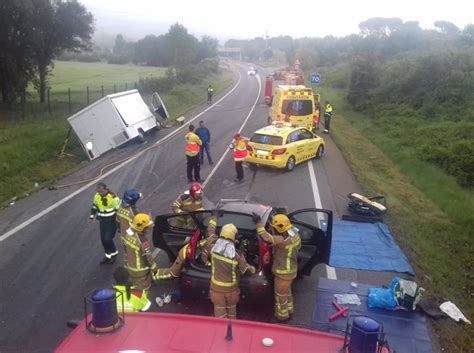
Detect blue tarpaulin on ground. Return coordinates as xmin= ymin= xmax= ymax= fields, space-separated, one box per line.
xmin=329 ymin=221 xmax=415 ymax=275
xmin=312 ymin=278 xmax=433 ymax=353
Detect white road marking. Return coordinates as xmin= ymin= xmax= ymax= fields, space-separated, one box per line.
xmin=0 ymin=71 xmax=243 ymax=242
xmin=308 ymin=160 xmax=337 ymax=280
xmin=152 ymin=248 xmax=161 ymax=259
xmin=203 ymin=74 xmax=261 ymax=187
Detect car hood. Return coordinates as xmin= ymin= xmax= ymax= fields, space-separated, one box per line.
xmin=215 ymin=199 xmax=272 ymax=225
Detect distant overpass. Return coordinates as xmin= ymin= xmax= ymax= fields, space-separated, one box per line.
xmin=218 ymin=47 xmax=242 ymax=60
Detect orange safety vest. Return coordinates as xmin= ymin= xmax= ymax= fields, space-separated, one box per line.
xmin=233 ymin=137 xmax=248 ymax=161
xmin=185 ymin=132 xmax=202 ymax=157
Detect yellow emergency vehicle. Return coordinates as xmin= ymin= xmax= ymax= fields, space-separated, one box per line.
xmin=268 ymin=85 xmax=320 ymax=131
xmin=246 ymin=122 xmax=325 ymax=171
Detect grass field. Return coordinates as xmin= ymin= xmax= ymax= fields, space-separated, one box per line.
xmin=1 ymin=61 xmax=167 ymax=121
xmin=45 ymin=60 xmax=166 ymax=92
xmin=0 ymin=63 xmax=233 ymax=205
xmin=318 ymin=86 xmax=473 ymax=351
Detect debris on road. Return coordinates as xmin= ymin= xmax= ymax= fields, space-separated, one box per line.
xmin=440 ymin=301 xmax=471 ymax=324
xmin=334 ymin=293 xmax=361 ymax=305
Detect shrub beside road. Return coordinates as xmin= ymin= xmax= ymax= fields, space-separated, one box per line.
xmin=318 ymin=85 xmax=473 ymax=352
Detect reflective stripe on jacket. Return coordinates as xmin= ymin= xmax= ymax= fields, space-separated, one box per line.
xmin=210 ymin=251 xmax=249 ymax=293
xmin=116 ymin=205 xmax=134 ymax=231
xmin=114 ymin=285 xmax=150 ymax=312
xmin=185 ymin=132 xmax=202 ymax=157
xmin=91 ymin=192 xmax=120 ymax=219
xmin=121 ymin=228 xmax=158 ymax=273
xmin=172 ymin=193 xmax=203 ymax=213
xmin=233 ymin=138 xmax=248 ymax=161
xmin=257 ymin=225 xmax=301 ymax=279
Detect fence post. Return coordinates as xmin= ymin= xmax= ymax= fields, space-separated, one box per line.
xmin=101 ymin=85 xmax=104 ymax=98
xmin=21 ymin=89 xmax=26 ymax=120
xmin=125 ymin=83 xmax=128 ymax=90
xmin=134 ymin=82 xmax=137 ymax=89
xmin=114 ymin=84 xmax=117 ymax=93
xmin=68 ymin=88 xmax=72 ymax=114
xmin=87 ymin=86 xmax=90 ymax=105
xmin=47 ymin=88 xmax=51 ymax=114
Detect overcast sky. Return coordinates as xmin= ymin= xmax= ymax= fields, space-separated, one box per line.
xmin=81 ymin=0 xmax=473 ymax=40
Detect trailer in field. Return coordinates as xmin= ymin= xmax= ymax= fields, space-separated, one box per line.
xmin=68 ymin=89 xmax=168 ymax=160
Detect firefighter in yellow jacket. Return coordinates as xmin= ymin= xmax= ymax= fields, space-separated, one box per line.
xmin=116 ymin=189 xmax=142 ymax=233
xmin=121 ymin=213 xmax=158 ymax=290
xmin=172 ymin=183 xmax=204 ymax=214
xmin=154 ymin=213 xmax=219 ymax=280
xmin=253 ymin=212 xmax=301 ymax=321
xmin=210 ymin=223 xmax=256 ymax=318
xmin=185 ymin=124 xmax=203 ymax=182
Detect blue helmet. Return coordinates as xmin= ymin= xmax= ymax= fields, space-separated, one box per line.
xmin=122 ymin=189 xmax=141 ymax=206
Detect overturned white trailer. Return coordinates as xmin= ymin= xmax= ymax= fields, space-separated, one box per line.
xmin=68 ymin=89 xmax=169 ymax=160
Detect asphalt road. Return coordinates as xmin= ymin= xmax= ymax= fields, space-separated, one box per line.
xmin=0 ymin=61 xmax=406 ymax=352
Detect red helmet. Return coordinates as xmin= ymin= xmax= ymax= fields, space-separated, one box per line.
xmin=234 ymin=133 xmax=241 ymax=139
xmin=189 ymin=183 xmax=203 ymax=199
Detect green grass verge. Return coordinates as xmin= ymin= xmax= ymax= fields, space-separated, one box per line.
xmin=0 ymin=70 xmax=233 ymax=205
xmin=319 ymin=86 xmax=473 ymax=351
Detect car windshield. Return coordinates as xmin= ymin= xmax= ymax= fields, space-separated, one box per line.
xmin=281 ymin=99 xmax=313 ymax=116
xmin=250 ymin=134 xmax=283 ymax=146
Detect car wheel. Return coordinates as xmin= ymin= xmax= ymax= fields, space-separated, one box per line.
xmin=137 ymin=128 xmax=146 ymax=143
xmin=316 ymin=145 xmax=324 ymax=159
xmin=286 ymin=156 xmax=296 ymax=171
xmin=267 ymin=116 xmax=272 ymax=125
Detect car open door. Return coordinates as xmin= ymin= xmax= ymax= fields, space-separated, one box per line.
xmin=152 ymin=211 xmax=213 ymax=262
xmin=287 ymin=208 xmax=333 ymax=276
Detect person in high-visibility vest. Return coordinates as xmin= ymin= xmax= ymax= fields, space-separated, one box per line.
xmin=207 ymin=85 xmax=214 ymax=104
xmin=314 ymin=102 xmax=321 ymax=130
xmin=154 ymin=214 xmax=219 ymax=279
xmin=185 ymin=124 xmax=203 ymax=183
xmin=209 ymin=223 xmax=256 ymax=318
xmin=116 ymin=189 xmax=142 ymax=233
xmin=89 ymin=182 xmax=121 ymax=264
xmin=114 ymin=266 xmax=151 ymax=312
xmin=253 ymin=212 xmax=301 ymax=321
xmin=229 ymin=133 xmax=248 ymax=182
xmin=121 ymin=213 xmax=158 ymax=290
xmin=323 ymin=101 xmax=333 ymax=134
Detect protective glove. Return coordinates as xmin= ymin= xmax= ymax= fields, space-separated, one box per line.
xmin=251 ymin=212 xmax=261 ymax=224
xmin=247 ymin=266 xmax=256 ymax=275
xmin=89 ymin=215 xmax=95 ymax=220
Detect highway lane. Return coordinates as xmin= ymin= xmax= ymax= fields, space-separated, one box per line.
xmin=0 ymin=62 xmax=260 ymax=352
xmin=0 ymin=61 xmax=407 ymax=352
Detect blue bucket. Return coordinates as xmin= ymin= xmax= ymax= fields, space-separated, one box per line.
xmin=91 ymin=289 xmax=118 ymax=328
xmin=349 ymin=316 xmax=380 ymax=353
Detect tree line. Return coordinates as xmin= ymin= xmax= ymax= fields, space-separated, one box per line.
xmin=108 ymin=24 xmax=218 ymax=68
xmin=0 ymin=0 xmax=94 ymax=104
xmin=0 ymin=1 xmax=219 ymax=106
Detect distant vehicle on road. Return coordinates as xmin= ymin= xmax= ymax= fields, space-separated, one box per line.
xmin=246 ymin=123 xmax=325 ymax=171
xmin=247 ymin=67 xmax=258 ymax=76
xmin=153 ymin=199 xmax=332 ymax=303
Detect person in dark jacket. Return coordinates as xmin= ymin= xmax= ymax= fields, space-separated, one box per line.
xmin=195 ymin=120 xmax=213 ymax=165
